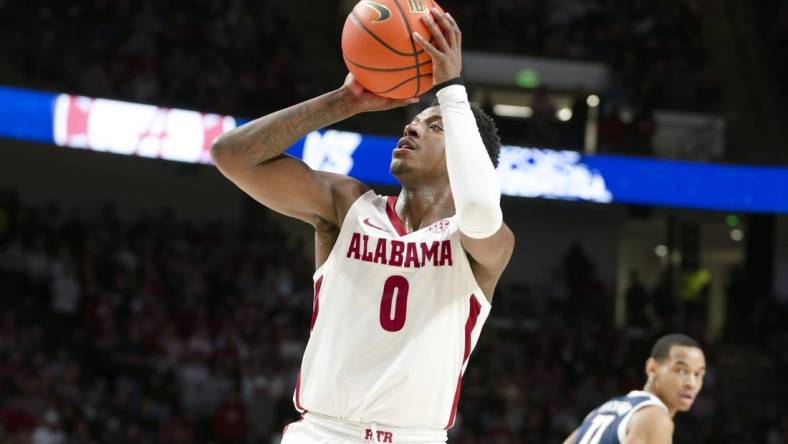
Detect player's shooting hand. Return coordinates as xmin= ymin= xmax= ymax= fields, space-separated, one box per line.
xmin=412 ymin=8 xmax=462 ymax=87
xmin=341 ymin=74 xmax=419 ymax=114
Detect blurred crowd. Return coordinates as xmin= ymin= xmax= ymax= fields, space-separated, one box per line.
xmin=772 ymin=1 xmax=788 ymax=99
xmin=0 ymin=0 xmax=723 ymax=154
xmin=480 ymin=88 xmax=657 ymax=155
xmin=1 ymin=192 xmax=787 ymax=444
xmin=0 ymin=194 xmax=314 ymax=444
xmin=454 ymin=0 xmax=719 ymax=113
xmin=0 ymin=0 xmax=326 ymax=116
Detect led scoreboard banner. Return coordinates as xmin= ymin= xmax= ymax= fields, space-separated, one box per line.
xmin=2 ymin=85 xmax=788 ymax=213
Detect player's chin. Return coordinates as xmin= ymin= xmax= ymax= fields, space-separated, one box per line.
xmin=390 ymin=158 xmax=407 ymax=176
xmin=675 ymin=396 xmax=695 ymax=411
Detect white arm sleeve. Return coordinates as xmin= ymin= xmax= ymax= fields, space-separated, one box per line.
xmin=436 ymin=84 xmax=503 ymax=239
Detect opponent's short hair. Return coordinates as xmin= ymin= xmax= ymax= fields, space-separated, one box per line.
xmin=650 ymin=333 xmax=702 ymax=361
xmin=429 ymin=100 xmax=501 ymax=168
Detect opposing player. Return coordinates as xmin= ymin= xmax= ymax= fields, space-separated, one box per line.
xmin=563 ymin=334 xmax=706 ymax=444
xmin=211 ymin=8 xmax=514 ymax=444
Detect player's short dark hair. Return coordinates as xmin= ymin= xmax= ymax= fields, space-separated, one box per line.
xmin=650 ymin=334 xmax=702 ymax=361
xmin=429 ymin=100 xmax=501 ymax=168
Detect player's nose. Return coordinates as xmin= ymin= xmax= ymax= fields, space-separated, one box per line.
xmin=403 ymin=122 xmax=420 ymax=138
xmin=684 ymin=375 xmax=700 ymax=390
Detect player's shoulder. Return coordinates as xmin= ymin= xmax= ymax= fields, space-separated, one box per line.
xmin=322 ymin=173 xmax=371 ymax=225
xmin=627 ymin=405 xmax=673 ymax=437
xmin=323 ymin=171 xmax=370 ymax=199
xmin=631 ymin=405 xmax=672 ymax=424
xmin=623 ymin=390 xmax=666 ymax=406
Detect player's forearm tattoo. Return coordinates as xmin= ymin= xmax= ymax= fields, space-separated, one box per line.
xmin=223 ymin=90 xmax=354 ymax=166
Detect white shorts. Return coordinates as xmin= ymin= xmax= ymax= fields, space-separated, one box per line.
xmin=281 ymin=413 xmax=448 ymax=444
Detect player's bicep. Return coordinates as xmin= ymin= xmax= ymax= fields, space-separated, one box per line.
xmin=460 ymin=222 xmax=514 ymax=279
xmin=461 ymin=224 xmax=514 ymax=302
xmin=215 ymin=154 xmax=365 ymax=227
xmin=622 ymin=407 xmax=674 ymax=444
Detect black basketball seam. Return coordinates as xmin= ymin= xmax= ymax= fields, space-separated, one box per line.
xmin=344 ymin=56 xmax=431 ymax=72
xmin=390 ymin=1 xmax=423 ymax=94
xmin=349 ymin=11 xmax=428 ymax=57
xmin=371 ymin=72 xmax=433 ymax=95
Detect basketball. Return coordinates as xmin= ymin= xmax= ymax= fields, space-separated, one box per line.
xmin=342 ymin=0 xmax=445 ymax=99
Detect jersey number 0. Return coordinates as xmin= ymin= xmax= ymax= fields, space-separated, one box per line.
xmin=379 ymin=275 xmax=409 ymax=332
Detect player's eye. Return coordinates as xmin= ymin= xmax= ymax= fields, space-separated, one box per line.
xmin=429 ymin=124 xmax=443 ymax=131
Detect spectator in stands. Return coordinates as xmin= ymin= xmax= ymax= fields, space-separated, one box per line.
xmin=626 ymin=270 xmax=649 ymax=328
xmin=31 ymin=410 xmax=65 ymax=444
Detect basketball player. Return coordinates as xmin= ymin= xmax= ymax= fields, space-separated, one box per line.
xmin=562 ymin=334 xmax=706 ymax=444
xmin=211 ymin=8 xmax=513 ymax=444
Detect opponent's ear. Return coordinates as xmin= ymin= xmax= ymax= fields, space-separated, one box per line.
xmin=645 ymin=357 xmax=657 ymax=379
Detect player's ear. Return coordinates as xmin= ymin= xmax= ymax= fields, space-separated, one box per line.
xmin=645 ymin=357 xmax=657 ymax=379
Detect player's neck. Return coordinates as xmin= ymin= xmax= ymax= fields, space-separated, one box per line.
xmin=642 ymin=382 xmax=678 ymax=418
xmin=396 ymin=186 xmax=454 ymax=232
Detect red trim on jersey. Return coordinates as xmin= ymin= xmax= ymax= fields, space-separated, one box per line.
xmin=446 ymin=375 xmax=463 ymax=430
xmin=294 ymin=372 xmax=306 ymax=413
xmin=386 ymin=196 xmax=408 ymax=236
xmin=297 ymin=277 xmax=322 ymax=414
xmin=310 ymin=276 xmax=324 ymax=331
xmin=445 ymin=295 xmax=482 ymax=429
xmin=463 ymin=297 xmax=481 ymax=361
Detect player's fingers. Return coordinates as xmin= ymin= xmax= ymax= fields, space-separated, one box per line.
xmin=431 ymin=8 xmax=456 ymax=48
xmin=412 ymin=32 xmax=441 ymax=57
xmin=444 ymin=12 xmax=462 ymax=47
xmin=421 ymin=14 xmax=449 ymax=52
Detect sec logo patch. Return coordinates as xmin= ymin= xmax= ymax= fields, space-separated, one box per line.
xmin=429 ymin=219 xmax=450 ymax=233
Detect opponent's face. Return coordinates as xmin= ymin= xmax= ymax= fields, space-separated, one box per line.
xmin=647 ymin=346 xmax=706 ymax=413
xmin=390 ymin=106 xmax=447 ymax=179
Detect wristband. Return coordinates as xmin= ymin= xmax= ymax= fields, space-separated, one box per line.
xmin=434 ymin=77 xmax=464 ymax=91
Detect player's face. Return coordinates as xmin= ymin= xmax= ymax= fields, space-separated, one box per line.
xmin=649 ymin=346 xmax=706 ymax=413
xmin=390 ymin=106 xmax=447 ymax=179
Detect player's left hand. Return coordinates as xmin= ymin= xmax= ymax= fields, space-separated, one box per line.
xmin=341 ymin=73 xmax=419 ymax=114
xmin=412 ymin=8 xmax=462 ymax=87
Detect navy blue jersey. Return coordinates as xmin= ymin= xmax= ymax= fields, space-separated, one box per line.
xmin=573 ymin=391 xmax=667 ymax=444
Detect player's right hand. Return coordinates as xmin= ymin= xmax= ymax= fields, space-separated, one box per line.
xmin=412 ymin=8 xmax=462 ymax=87
xmin=341 ymin=73 xmax=419 ymax=114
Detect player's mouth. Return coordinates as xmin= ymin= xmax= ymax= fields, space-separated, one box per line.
xmin=678 ymin=393 xmax=695 ymax=405
xmin=395 ymin=137 xmax=416 ymax=152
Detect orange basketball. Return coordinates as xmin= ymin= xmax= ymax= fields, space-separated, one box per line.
xmin=342 ymin=0 xmax=445 ymax=99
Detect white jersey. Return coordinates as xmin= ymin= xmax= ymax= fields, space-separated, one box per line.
xmin=294 ymin=190 xmax=491 ymax=430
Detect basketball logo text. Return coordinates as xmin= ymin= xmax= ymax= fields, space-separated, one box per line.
xmin=407 ymin=0 xmax=426 ymax=13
